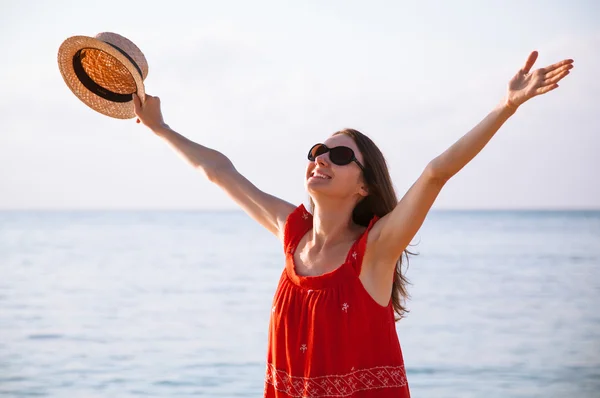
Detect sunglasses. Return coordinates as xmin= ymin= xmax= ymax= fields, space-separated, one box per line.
xmin=307 ymin=143 xmax=367 ymax=173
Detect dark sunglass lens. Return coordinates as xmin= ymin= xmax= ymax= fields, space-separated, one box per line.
xmin=308 ymin=144 xmax=328 ymax=160
xmin=330 ymin=146 xmax=354 ymax=165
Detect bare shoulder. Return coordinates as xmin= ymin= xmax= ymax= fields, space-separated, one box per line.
xmin=360 ymin=223 xmax=397 ymax=306
xmin=363 ymin=217 xmax=389 ymax=266
xmin=362 ymin=216 xmax=399 ymax=280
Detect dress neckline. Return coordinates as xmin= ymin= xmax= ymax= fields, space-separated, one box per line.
xmin=285 ymin=205 xmax=367 ymax=289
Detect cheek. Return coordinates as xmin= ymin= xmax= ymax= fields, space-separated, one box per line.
xmin=335 ymin=167 xmax=361 ymax=186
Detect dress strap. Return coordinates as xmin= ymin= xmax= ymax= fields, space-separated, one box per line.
xmin=282 ymin=204 xmax=313 ymax=255
xmin=346 ymin=215 xmax=380 ymax=275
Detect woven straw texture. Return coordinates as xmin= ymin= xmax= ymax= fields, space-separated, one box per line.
xmin=57 ymin=33 xmax=148 ymax=119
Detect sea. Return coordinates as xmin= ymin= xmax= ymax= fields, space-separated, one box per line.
xmin=1 ymin=209 xmax=599 ymax=397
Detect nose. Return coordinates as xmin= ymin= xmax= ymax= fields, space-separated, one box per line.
xmin=314 ymin=152 xmax=329 ymax=167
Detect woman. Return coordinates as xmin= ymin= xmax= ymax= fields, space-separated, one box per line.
xmin=133 ymin=50 xmax=573 ymax=397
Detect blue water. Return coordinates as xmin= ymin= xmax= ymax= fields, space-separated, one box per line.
xmin=1 ymin=210 xmax=599 ymax=397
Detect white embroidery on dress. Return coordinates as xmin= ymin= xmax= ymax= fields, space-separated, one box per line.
xmin=342 ymin=303 xmax=349 ymax=312
xmin=300 ymin=344 xmax=308 ymax=353
xmin=351 ymin=251 xmax=357 ymax=260
xmin=302 ymin=212 xmax=309 ymax=220
xmin=265 ymin=363 xmax=408 ymax=397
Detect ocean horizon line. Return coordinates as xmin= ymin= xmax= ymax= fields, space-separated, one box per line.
xmin=1 ymin=207 xmax=599 ymax=213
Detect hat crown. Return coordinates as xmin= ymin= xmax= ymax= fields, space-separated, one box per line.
xmin=57 ymin=31 xmax=148 ymax=119
xmin=94 ymin=32 xmax=148 ymax=79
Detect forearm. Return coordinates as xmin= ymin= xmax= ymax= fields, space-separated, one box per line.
xmin=429 ymin=99 xmax=517 ymax=181
xmin=152 ymin=124 xmax=233 ymax=180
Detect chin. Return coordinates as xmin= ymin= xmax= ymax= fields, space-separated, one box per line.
xmin=306 ymin=180 xmax=334 ymax=196
xmin=305 ymin=179 xmax=320 ymax=191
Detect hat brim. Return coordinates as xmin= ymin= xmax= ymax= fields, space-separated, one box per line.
xmin=58 ymin=36 xmax=145 ymax=119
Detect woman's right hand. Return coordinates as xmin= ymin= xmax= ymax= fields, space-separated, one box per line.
xmin=132 ymin=93 xmax=167 ymax=132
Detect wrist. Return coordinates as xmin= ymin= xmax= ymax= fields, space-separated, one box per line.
xmin=151 ymin=123 xmax=171 ymax=136
xmin=502 ymin=97 xmax=519 ymax=115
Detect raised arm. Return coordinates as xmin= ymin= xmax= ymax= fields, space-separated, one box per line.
xmin=133 ymin=94 xmax=296 ymax=240
xmin=369 ymin=51 xmax=574 ymax=265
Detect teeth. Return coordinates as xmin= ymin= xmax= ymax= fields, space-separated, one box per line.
xmin=312 ymin=172 xmax=330 ymax=179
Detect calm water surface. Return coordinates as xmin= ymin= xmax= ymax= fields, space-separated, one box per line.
xmin=1 ymin=210 xmax=599 ymax=397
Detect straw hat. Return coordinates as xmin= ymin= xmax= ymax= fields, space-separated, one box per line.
xmin=57 ymin=32 xmax=148 ymax=119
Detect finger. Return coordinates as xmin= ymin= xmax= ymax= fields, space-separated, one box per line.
xmin=522 ymin=51 xmax=538 ymax=74
xmin=535 ymin=83 xmax=559 ymax=96
xmin=544 ymin=63 xmax=573 ymax=79
xmin=543 ymin=69 xmax=570 ymax=86
xmin=132 ymin=93 xmax=142 ymax=113
xmin=543 ymin=58 xmax=574 ymax=72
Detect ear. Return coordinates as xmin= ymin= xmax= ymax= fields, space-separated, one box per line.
xmin=359 ymin=185 xmax=369 ymax=197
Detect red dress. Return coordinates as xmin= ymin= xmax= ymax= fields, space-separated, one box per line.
xmin=264 ymin=204 xmax=410 ymax=397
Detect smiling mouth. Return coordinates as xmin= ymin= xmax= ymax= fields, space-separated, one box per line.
xmin=310 ymin=172 xmax=331 ymax=180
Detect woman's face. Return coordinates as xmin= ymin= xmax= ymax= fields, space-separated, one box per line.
xmin=305 ymin=134 xmax=368 ymax=200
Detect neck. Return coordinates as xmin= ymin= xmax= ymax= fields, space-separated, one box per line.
xmin=309 ymin=197 xmax=362 ymax=249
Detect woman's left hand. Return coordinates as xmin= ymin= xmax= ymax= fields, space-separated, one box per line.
xmin=506 ymin=51 xmax=574 ymax=110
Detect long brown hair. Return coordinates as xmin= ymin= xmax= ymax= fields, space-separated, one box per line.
xmin=309 ymin=128 xmax=414 ymax=320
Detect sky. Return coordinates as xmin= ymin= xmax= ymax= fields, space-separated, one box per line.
xmin=1 ymin=0 xmax=599 ymax=210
